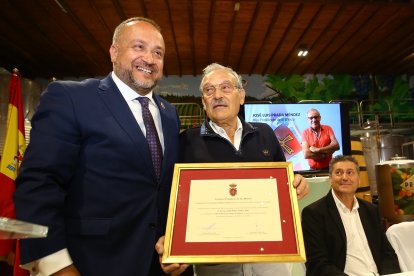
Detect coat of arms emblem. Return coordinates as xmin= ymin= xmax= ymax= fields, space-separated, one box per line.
xmin=229 ymin=183 xmax=237 ymax=196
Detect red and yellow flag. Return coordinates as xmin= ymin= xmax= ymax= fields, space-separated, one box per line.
xmin=0 ymin=69 xmax=28 ymax=276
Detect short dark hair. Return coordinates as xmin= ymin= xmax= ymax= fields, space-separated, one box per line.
xmin=329 ymin=155 xmax=360 ymax=175
xmin=112 ymin=17 xmax=161 ymax=44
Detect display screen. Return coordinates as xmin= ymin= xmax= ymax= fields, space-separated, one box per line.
xmin=242 ymin=103 xmax=351 ymax=174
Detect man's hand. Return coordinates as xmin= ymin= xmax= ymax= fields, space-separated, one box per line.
xmin=155 ymin=236 xmax=189 ymax=275
xmin=309 ymin=146 xmax=319 ymax=153
xmin=293 ymin=174 xmax=309 ymax=200
xmin=309 ymin=146 xmax=327 ymax=159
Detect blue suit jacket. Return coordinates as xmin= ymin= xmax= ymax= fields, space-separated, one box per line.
xmin=14 ymin=74 xmax=180 ymax=275
xmin=301 ymin=190 xmax=400 ymax=276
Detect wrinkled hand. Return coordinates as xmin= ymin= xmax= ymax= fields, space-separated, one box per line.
xmin=155 ymin=236 xmax=189 ymax=275
xmin=293 ymin=174 xmax=309 ymax=200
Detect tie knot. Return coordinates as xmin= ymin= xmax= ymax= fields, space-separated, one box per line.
xmin=137 ymin=97 xmax=149 ymax=107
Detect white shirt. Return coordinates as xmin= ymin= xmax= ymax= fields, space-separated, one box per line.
xmin=23 ymin=72 xmax=164 ymax=275
xmin=112 ymin=72 xmax=165 ymax=151
xmin=22 ymin=249 xmax=72 ymax=276
xmin=209 ymin=118 xmax=243 ymax=150
xmin=332 ymin=190 xmax=379 ymax=276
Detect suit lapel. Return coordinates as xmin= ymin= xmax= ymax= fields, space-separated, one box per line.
xmin=358 ymin=202 xmax=377 ymax=257
xmin=152 ymin=94 xmax=174 ymax=179
xmin=326 ymin=191 xmax=347 ymax=244
xmin=97 ymin=75 xmax=155 ymax=177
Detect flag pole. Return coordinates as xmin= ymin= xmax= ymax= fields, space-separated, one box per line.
xmin=0 ymin=68 xmax=29 ymax=276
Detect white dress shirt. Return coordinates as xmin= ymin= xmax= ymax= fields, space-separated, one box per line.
xmin=112 ymin=72 xmax=164 ymax=151
xmin=209 ymin=118 xmax=243 ymax=150
xmin=332 ymin=190 xmax=379 ymax=276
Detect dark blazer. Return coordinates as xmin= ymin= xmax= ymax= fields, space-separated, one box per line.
xmin=13 ymin=74 xmax=180 ymax=275
xmin=180 ymin=119 xmax=286 ymax=163
xmin=301 ymin=190 xmax=400 ymax=276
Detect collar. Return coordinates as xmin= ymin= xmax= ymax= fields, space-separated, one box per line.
xmin=310 ymin=125 xmax=324 ymax=133
xmin=111 ymin=72 xmax=155 ymax=104
xmin=332 ymin=189 xmax=359 ymax=212
xmin=208 ymin=117 xmax=243 ymax=135
xmin=200 ymin=117 xmax=257 ymax=137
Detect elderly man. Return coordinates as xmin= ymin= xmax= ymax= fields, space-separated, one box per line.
xmin=157 ymin=63 xmax=309 ymax=276
xmin=302 ymin=155 xmax=400 ymax=276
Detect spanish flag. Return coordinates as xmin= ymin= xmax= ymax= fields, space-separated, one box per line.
xmin=0 ymin=69 xmax=28 ymax=276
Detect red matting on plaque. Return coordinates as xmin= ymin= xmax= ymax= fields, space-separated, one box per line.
xmin=170 ymin=167 xmax=298 ymax=256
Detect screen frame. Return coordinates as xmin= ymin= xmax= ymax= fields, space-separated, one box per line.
xmin=240 ymin=102 xmax=351 ymax=175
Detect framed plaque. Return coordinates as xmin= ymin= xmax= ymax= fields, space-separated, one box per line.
xmin=162 ymin=162 xmax=305 ymax=264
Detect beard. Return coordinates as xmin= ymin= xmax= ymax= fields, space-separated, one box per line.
xmin=115 ymin=65 xmax=158 ymax=94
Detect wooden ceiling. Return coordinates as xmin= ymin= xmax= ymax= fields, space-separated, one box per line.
xmin=1 ymin=0 xmax=414 ymax=79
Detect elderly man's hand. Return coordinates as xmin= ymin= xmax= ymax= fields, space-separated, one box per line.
xmin=155 ymin=236 xmax=189 ymax=275
xmin=293 ymin=174 xmax=309 ymax=200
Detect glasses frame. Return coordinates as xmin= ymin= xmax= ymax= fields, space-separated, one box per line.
xmin=202 ymin=81 xmax=240 ymax=97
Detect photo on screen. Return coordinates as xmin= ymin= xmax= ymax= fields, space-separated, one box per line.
xmin=242 ymin=103 xmax=351 ymax=174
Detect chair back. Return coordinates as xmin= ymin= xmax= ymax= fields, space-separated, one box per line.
xmin=299 ymin=176 xmax=331 ymax=213
xmin=386 ymin=221 xmax=414 ymax=272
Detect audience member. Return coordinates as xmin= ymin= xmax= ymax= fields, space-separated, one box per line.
xmin=302 ymin=155 xmax=400 ymax=276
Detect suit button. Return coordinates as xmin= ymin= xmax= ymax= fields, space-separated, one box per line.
xmin=149 ymin=223 xmax=156 ymax=229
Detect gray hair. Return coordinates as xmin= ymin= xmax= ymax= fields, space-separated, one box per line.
xmin=112 ymin=17 xmax=161 ymax=44
xmin=329 ymin=155 xmax=360 ymax=175
xmin=199 ymin=63 xmax=243 ymax=93
xmin=307 ymin=108 xmax=320 ymax=116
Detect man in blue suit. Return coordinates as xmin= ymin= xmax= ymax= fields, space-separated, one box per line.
xmin=13 ymin=17 xmax=180 ymax=276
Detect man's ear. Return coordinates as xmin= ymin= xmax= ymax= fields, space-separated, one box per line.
xmin=239 ymin=88 xmax=246 ymax=105
xmin=201 ymin=97 xmax=206 ymax=110
xmin=109 ymin=45 xmax=118 ymax=63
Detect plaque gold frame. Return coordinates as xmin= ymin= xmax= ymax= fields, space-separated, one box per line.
xmin=162 ymin=162 xmax=305 ymax=264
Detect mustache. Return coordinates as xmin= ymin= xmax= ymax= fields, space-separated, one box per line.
xmin=211 ymin=99 xmax=227 ymax=107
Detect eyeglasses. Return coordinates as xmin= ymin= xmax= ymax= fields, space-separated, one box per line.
xmin=333 ymin=170 xmax=357 ymax=177
xmin=202 ymin=82 xmax=239 ymax=97
xmin=307 ymin=116 xmax=321 ymax=120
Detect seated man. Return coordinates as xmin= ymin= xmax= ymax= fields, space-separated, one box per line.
xmin=302 ymin=155 xmax=400 ymax=276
